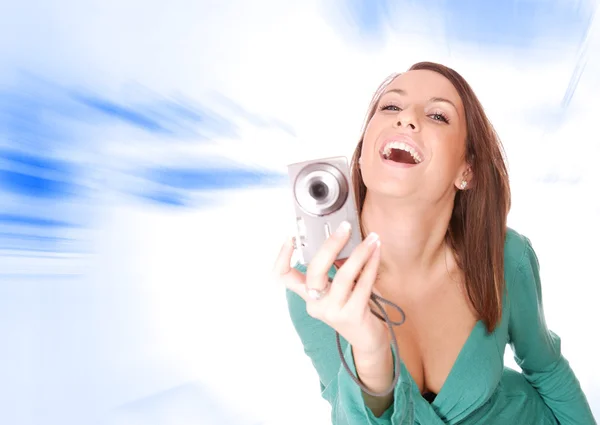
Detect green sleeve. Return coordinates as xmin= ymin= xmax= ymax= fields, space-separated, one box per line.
xmin=508 ymin=238 xmax=596 ymax=424
xmin=285 ymin=264 xmax=415 ymax=424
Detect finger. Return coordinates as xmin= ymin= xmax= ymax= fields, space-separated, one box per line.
xmin=305 ymin=221 xmax=352 ymax=292
xmin=345 ymin=239 xmax=381 ymax=311
xmin=282 ymin=271 xmax=310 ymax=302
xmin=328 ymin=232 xmax=380 ymax=304
xmin=272 ymin=236 xmax=296 ymax=277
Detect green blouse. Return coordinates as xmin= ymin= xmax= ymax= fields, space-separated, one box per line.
xmin=286 ymin=228 xmax=596 ymax=424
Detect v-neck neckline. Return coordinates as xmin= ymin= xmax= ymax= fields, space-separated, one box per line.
xmin=408 ymin=319 xmax=484 ymax=403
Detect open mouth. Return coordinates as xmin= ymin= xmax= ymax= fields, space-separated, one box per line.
xmin=380 ymin=141 xmax=423 ymax=165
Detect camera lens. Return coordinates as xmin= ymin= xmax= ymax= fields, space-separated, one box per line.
xmin=292 ymin=162 xmax=349 ymax=217
xmin=309 ymin=181 xmax=329 ymax=201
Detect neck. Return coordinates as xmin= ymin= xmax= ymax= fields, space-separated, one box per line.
xmin=360 ymin=191 xmax=455 ymax=284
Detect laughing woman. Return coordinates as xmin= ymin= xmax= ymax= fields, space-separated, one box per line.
xmin=273 ymin=62 xmax=596 ymax=424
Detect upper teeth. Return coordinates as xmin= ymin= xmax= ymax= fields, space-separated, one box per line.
xmin=382 ymin=141 xmax=423 ymax=163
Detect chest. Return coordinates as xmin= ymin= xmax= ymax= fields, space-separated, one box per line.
xmin=376 ymin=277 xmax=480 ymax=395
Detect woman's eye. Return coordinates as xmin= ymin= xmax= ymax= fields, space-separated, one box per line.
xmin=430 ymin=113 xmax=449 ymax=123
xmin=379 ymin=104 xmax=401 ymax=112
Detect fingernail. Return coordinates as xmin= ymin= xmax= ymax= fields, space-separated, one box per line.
xmin=336 ymin=221 xmax=351 ymax=235
xmin=365 ymin=232 xmax=379 ymax=245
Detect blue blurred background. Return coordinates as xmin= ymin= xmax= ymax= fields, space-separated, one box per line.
xmin=0 ymin=0 xmax=598 ymax=424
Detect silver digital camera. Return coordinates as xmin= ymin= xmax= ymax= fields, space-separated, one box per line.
xmin=287 ymin=156 xmax=363 ymax=265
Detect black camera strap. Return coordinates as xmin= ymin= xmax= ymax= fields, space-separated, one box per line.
xmin=335 ymin=292 xmax=406 ymax=397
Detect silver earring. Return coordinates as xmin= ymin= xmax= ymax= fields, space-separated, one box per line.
xmin=459 ymin=180 xmax=467 ymax=190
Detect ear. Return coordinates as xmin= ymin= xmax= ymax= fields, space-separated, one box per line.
xmin=455 ymin=164 xmax=472 ymax=190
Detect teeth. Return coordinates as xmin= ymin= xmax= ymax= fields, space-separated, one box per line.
xmin=382 ymin=141 xmax=422 ymax=163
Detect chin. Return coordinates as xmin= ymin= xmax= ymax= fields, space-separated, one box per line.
xmin=363 ymin=175 xmax=417 ymax=199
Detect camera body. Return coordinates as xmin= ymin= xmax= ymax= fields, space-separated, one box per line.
xmin=287 ymin=156 xmax=363 ymax=265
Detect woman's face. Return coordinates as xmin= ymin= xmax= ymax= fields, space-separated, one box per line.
xmin=360 ymin=70 xmax=470 ymax=202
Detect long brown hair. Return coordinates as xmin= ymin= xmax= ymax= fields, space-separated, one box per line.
xmin=350 ymin=62 xmax=511 ymax=332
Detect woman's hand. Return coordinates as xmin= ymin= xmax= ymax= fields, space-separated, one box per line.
xmin=273 ymin=221 xmax=389 ymax=356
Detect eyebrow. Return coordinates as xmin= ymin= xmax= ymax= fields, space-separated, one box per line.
xmin=382 ymin=88 xmax=458 ymax=112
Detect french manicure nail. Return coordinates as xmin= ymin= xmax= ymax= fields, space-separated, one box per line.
xmin=365 ymin=232 xmax=379 ymax=245
xmin=336 ymin=221 xmax=351 ymax=235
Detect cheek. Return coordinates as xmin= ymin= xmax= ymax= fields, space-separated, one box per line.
xmin=362 ymin=119 xmax=382 ymax=152
xmin=435 ymin=129 xmax=465 ymax=156
xmin=430 ymin=133 xmax=466 ymax=170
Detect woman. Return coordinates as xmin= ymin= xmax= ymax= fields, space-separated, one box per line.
xmin=273 ymin=62 xmax=596 ymax=424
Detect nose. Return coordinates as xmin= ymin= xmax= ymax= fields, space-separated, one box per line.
xmin=394 ymin=107 xmax=419 ymax=131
